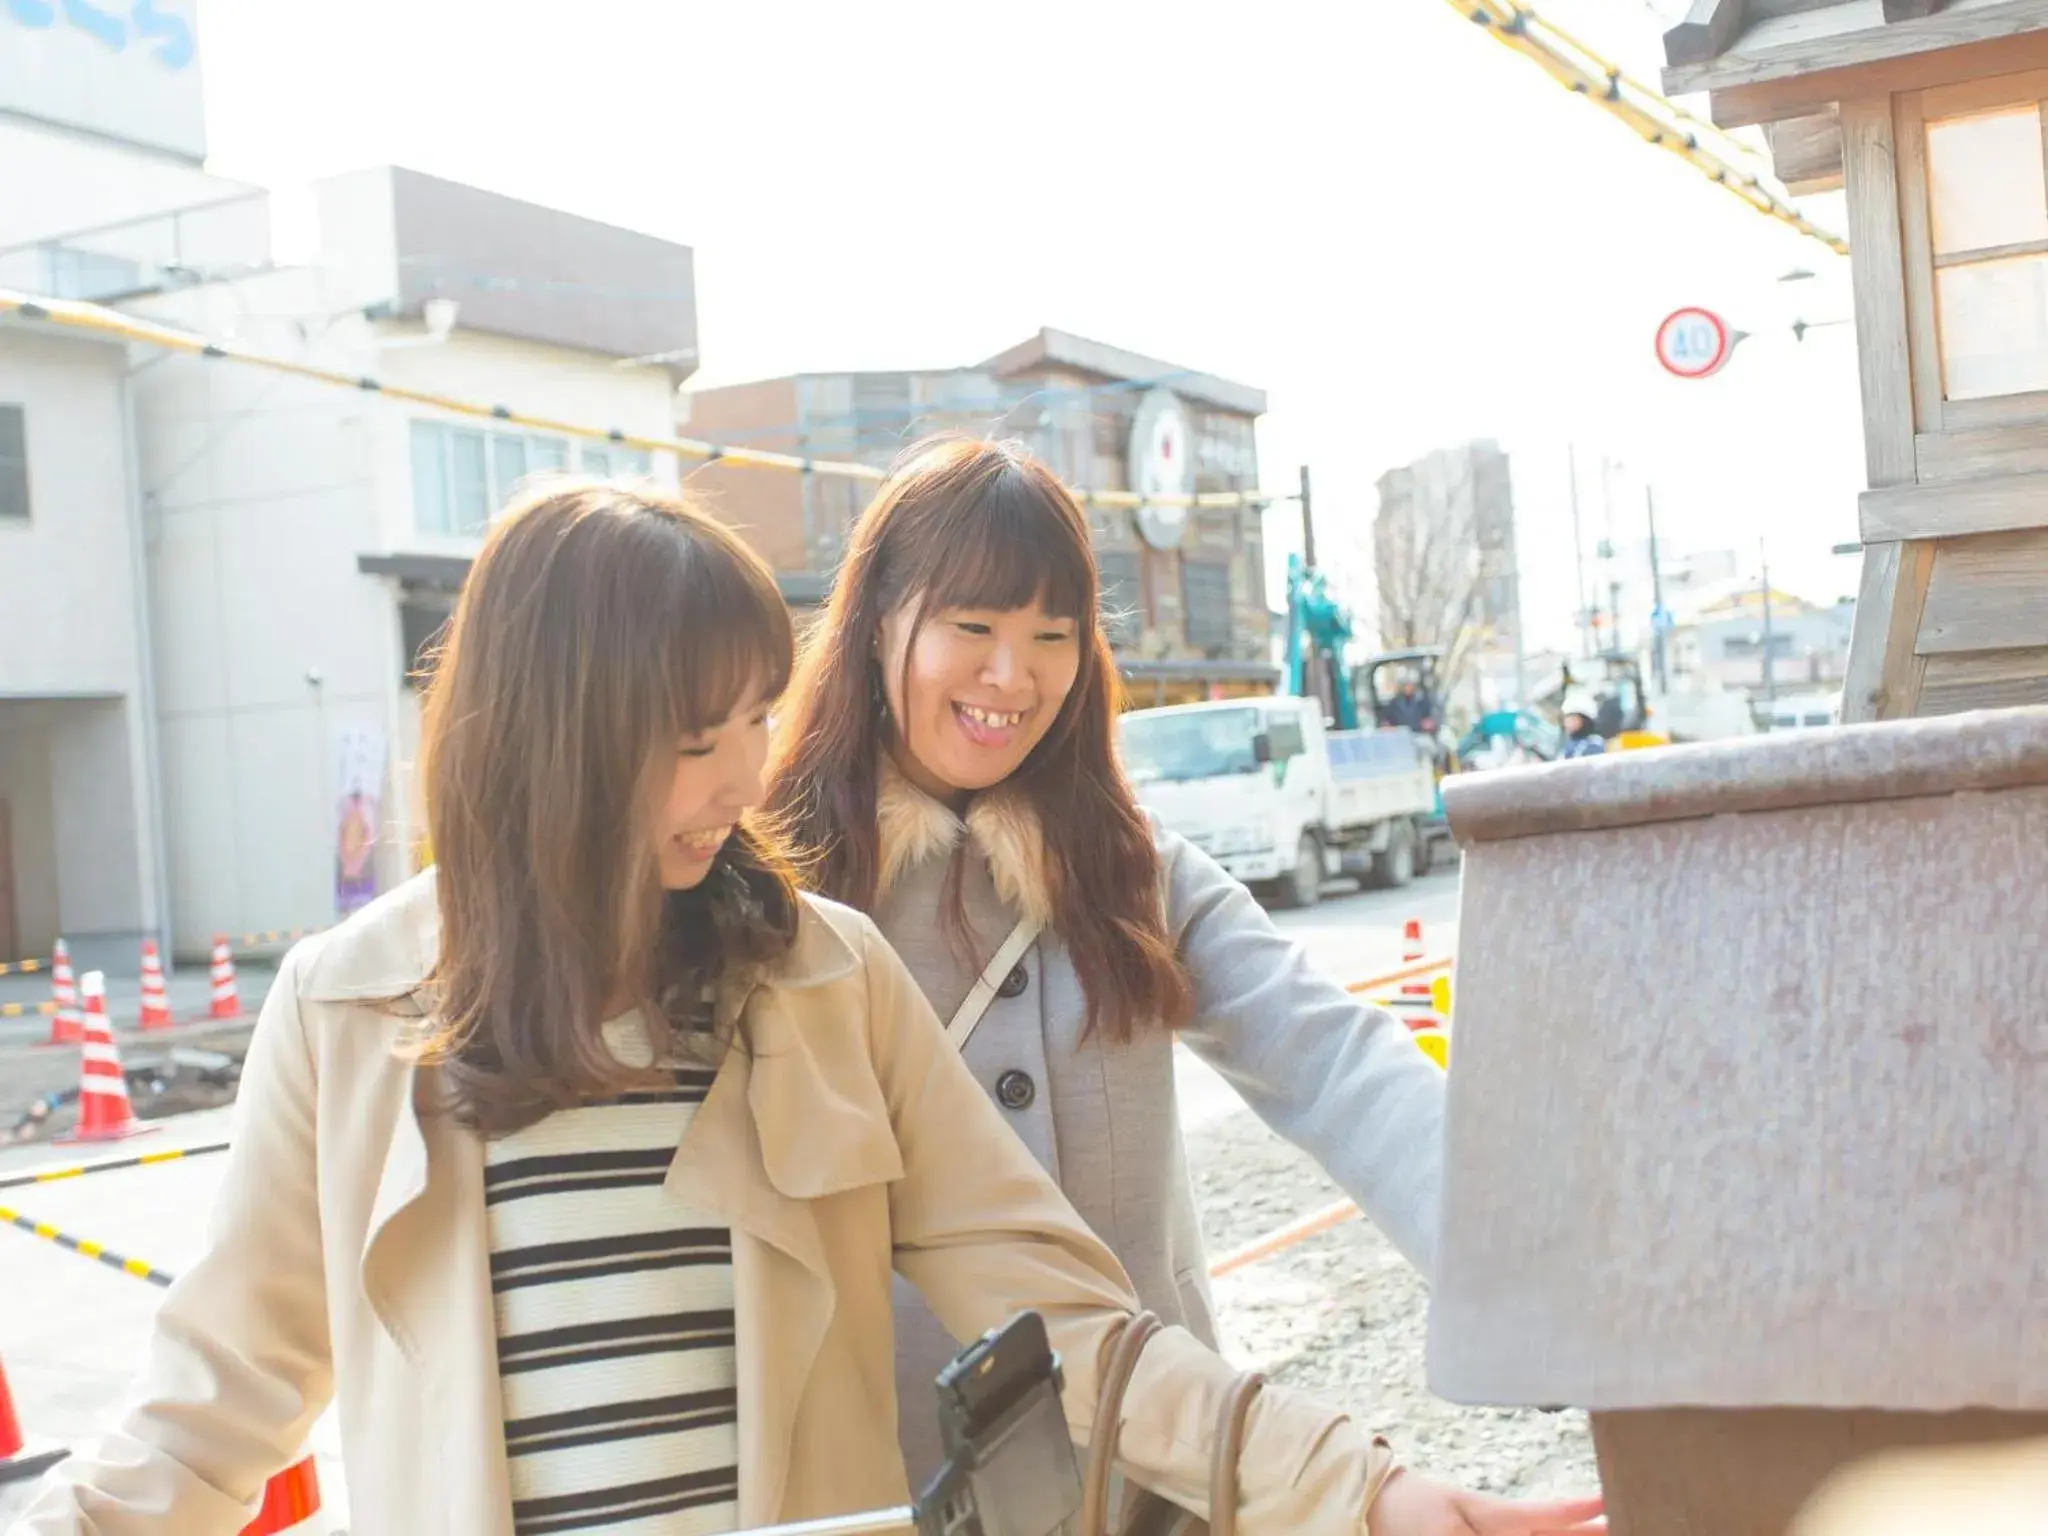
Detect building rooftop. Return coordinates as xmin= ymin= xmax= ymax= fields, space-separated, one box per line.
xmin=979 ymin=327 xmax=1267 ymax=418
xmin=703 ymin=330 xmax=1268 ymax=421
xmin=344 ymin=166 xmax=699 ymax=380
xmin=1662 ymin=0 xmax=2048 ymax=101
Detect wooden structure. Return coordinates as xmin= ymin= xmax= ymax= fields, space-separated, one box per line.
xmin=1428 ymin=709 xmax=2048 ymax=1534
xmin=1663 ymin=1 xmax=2048 ymax=722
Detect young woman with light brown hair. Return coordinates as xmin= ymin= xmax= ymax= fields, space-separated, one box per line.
xmin=768 ymin=437 xmax=1596 ymax=1534
xmin=8 ymin=478 xmax=1599 ymax=1536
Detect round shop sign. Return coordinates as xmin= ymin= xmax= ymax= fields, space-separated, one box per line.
xmin=1128 ymin=387 xmax=1194 ymax=550
xmin=1655 ymin=307 xmax=1734 ymax=379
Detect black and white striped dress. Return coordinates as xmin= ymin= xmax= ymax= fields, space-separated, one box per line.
xmin=485 ymin=1012 xmax=739 ymax=1535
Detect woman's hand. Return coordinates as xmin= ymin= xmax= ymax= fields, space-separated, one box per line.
xmin=1368 ymin=1469 xmax=1606 ymax=1535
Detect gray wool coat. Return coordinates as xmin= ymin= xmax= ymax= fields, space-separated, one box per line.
xmin=870 ymin=763 xmax=1447 ymax=1486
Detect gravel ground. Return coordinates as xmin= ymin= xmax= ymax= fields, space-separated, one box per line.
xmin=1187 ymin=1104 xmax=1601 ymax=1502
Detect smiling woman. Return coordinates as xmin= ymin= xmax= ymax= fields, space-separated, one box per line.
xmin=877 ymin=589 xmax=1084 ymax=804
xmin=767 ymin=435 xmax=1190 ymax=1047
xmin=13 ymin=475 xmax=1496 ymax=1536
xmin=759 ymin=439 xmax=1614 ymax=1536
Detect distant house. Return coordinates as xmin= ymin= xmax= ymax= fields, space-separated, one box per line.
xmin=683 ymin=329 xmax=1279 ymax=704
xmin=1667 ymin=587 xmax=1857 ymax=697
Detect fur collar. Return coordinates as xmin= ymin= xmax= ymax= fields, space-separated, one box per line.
xmin=875 ymin=757 xmax=1052 ymax=929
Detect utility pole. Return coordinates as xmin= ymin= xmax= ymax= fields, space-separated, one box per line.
xmin=1597 ymin=455 xmax=1621 ymax=656
xmin=1646 ymin=487 xmax=1669 ymax=693
xmin=1295 ymin=464 xmax=1325 ymax=721
xmin=1509 ymin=538 xmax=1529 ymax=711
xmin=1760 ymin=541 xmax=1778 ymax=704
xmin=1567 ymin=445 xmax=1591 ymax=658
xmin=1298 ymin=463 xmax=1316 ymax=570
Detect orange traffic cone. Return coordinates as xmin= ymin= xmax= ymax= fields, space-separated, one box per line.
xmin=208 ymin=936 xmax=241 ymax=1021
xmin=59 ymin=972 xmax=155 ymax=1144
xmin=1390 ymin=919 xmax=1441 ymax=1032
xmin=45 ymin=938 xmax=82 ymax=1046
xmin=137 ymin=940 xmax=173 ymax=1031
xmin=0 ymin=1350 xmax=67 ymax=1485
xmin=239 ymin=1454 xmax=322 ymax=1534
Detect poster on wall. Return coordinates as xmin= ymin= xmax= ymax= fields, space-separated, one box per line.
xmin=333 ymin=726 xmax=386 ymax=917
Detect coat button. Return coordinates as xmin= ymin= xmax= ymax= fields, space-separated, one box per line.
xmin=995 ymin=1069 xmax=1036 ymax=1111
xmin=996 ymin=964 xmax=1029 ymax=1000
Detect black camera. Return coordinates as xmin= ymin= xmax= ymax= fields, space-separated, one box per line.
xmin=914 ymin=1311 xmax=1083 ymax=1536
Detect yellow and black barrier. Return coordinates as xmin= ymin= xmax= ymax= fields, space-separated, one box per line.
xmin=0 ymin=289 xmax=1272 ymax=515
xmin=0 ymin=1202 xmax=177 ymax=1289
xmin=231 ymin=926 xmax=320 ymax=950
xmin=0 ymin=957 xmax=48 ymax=978
xmin=0 ymin=1140 xmax=230 ymax=1193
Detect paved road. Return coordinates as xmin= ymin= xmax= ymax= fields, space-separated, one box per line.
xmin=0 ymin=864 xmax=1459 ymax=1526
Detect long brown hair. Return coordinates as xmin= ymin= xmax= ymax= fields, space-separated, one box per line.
xmin=417 ymin=478 xmax=801 ymax=1135
xmin=766 ymin=436 xmax=1193 ymax=1043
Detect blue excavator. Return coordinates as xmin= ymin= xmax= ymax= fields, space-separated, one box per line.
xmin=1281 ymin=556 xmax=1562 ymax=865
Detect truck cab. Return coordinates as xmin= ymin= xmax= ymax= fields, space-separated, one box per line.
xmin=1118 ymin=695 xmax=1438 ymax=908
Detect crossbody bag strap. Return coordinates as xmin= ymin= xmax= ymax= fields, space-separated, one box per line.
xmin=943 ymin=918 xmax=1042 ymax=1051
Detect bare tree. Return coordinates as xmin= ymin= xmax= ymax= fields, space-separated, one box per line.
xmin=1372 ymin=446 xmax=1513 ymax=696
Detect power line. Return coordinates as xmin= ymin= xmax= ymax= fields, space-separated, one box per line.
xmin=1448 ymin=0 xmax=1849 ymax=257
xmin=0 ymin=286 xmax=1274 ymax=513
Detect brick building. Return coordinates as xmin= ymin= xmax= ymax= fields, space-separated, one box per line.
xmin=683 ymin=328 xmax=1278 ymax=703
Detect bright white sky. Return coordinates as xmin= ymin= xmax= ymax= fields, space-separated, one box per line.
xmin=198 ymin=0 xmax=1869 ymax=651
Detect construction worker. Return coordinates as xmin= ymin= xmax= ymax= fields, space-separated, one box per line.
xmin=1559 ymin=690 xmax=1607 ymax=760
xmin=1380 ymin=670 xmax=1440 ymax=734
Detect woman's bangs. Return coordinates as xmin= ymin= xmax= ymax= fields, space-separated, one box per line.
xmin=919 ymin=471 xmax=1094 ymax=623
xmin=653 ymin=541 xmax=793 ymax=737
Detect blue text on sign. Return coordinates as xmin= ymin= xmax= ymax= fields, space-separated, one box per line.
xmin=4 ymin=1 xmax=194 ymax=69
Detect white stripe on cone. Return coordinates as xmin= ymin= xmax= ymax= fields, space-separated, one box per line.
xmin=64 ymin=972 xmax=151 ymax=1144
xmin=138 ymin=942 xmax=172 ymax=1029
xmin=48 ymin=938 xmax=83 ymax=1044
xmin=209 ymin=938 xmax=241 ymax=1020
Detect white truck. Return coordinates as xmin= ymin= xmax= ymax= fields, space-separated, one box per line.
xmin=1117 ymin=695 xmax=1441 ymax=909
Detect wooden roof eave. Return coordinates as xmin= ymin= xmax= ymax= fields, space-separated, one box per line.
xmin=1662 ymin=0 xmax=2048 ymax=127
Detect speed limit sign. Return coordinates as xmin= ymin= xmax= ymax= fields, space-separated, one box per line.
xmin=1655 ymin=307 xmax=1734 ymax=379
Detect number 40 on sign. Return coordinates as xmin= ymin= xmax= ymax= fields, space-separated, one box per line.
xmin=1655 ymin=306 xmax=1737 ymax=380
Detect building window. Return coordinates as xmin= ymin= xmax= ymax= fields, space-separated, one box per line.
xmin=400 ymin=598 xmax=454 ymax=689
xmin=580 ymin=441 xmax=653 ymax=478
xmin=1182 ymin=559 xmax=1233 ymax=650
xmin=42 ymin=246 xmax=144 ymax=303
xmin=1926 ymin=103 xmax=2048 ymax=401
xmin=1721 ymin=633 xmax=1793 ymax=660
xmin=0 ymin=406 xmax=26 ymax=521
xmin=411 ymin=420 xmax=571 ymax=537
xmin=1099 ymin=549 xmax=1142 ymax=647
xmin=1264 ymin=711 xmax=1305 ymax=761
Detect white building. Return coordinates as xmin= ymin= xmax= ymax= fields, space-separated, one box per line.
xmin=1 ymin=3 xmax=700 ymax=963
xmin=1667 ymin=587 xmax=1857 ymax=700
xmin=0 ymin=0 xmax=247 ymax=971
xmin=0 ymin=311 xmax=170 ymax=973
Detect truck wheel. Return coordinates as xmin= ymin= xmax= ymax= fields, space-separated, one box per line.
xmin=1367 ymin=819 xmax=1417 ymax=890
xmin=1275 ymin=834 xmax=1323 ymax=910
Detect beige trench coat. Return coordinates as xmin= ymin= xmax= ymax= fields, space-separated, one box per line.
xmin=10 ymin=874 xmax=1392 ymax=1535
